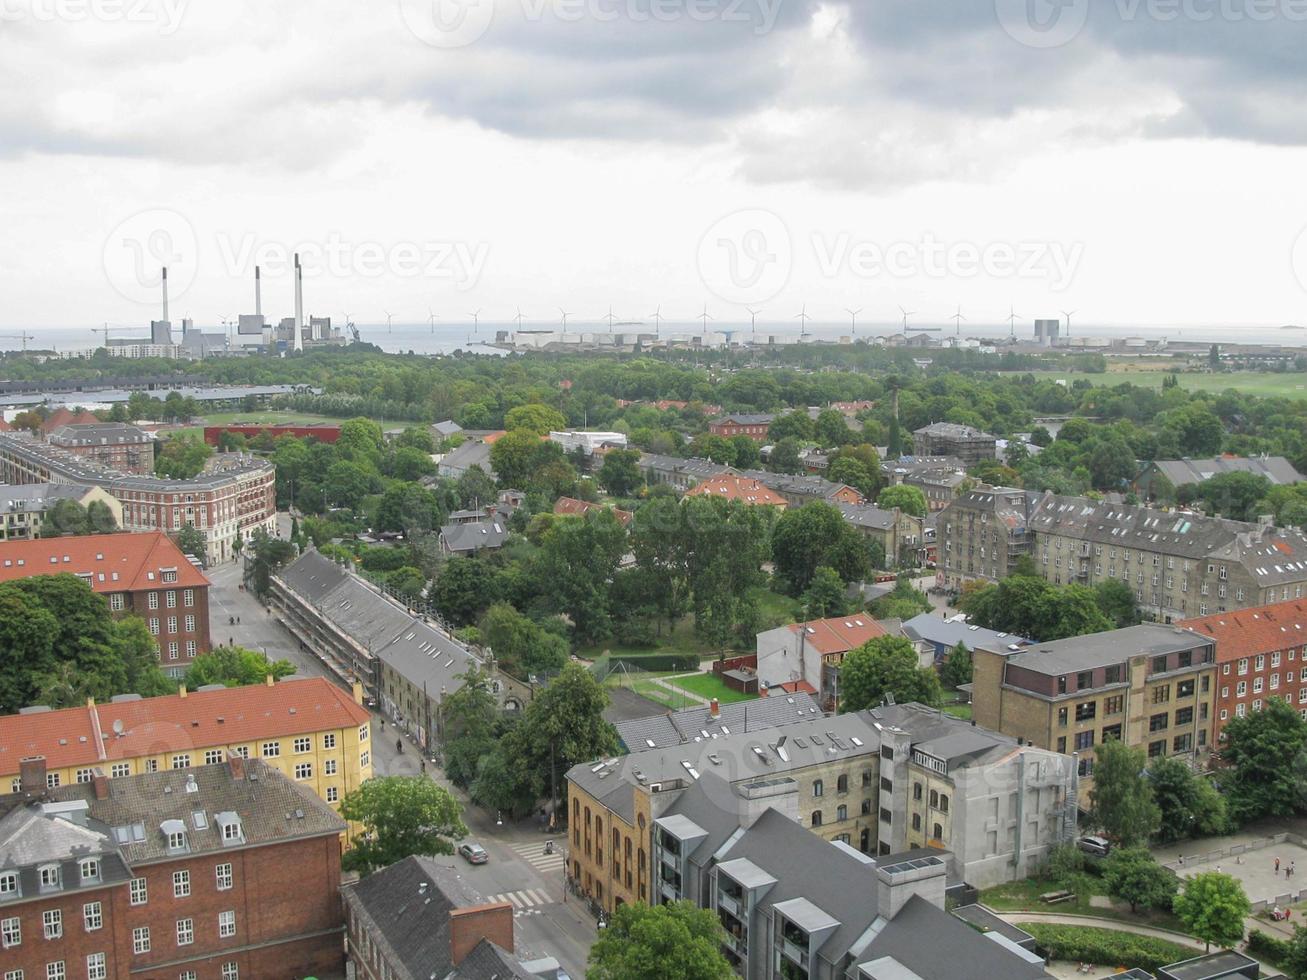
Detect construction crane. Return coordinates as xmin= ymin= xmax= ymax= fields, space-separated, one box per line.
xmin=0 ymin=332 xmax=35 ymax=352
xmin=91 ymin=323 xmax=139 ymax=347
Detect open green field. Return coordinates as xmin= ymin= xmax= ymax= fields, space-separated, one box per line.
xmin=1019 ymin=369 xmax=1307 ymax=397
xmin=664 ymin=672 xmax=755 ymax=705
xmin=166 ymin=409 xmax=416 ymax=440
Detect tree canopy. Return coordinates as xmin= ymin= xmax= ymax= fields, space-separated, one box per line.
xmin=1173 ymin=872 xmax=1250 ymax=952
xmin=839 ymin=635 xmax=943 ymax=711
xmin=184 ymin=646 xmax=296 ymax=689
xmin=339 ymin=776 xmax=467 ymax=875
xmin=588 ymin=901 xmax=735 ymax=980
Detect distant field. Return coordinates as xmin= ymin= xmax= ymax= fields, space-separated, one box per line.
xmin=167 ymin=409 xmax=414 ymax=438
xmin=1019 ymin=370 xmax=1307 ymax=397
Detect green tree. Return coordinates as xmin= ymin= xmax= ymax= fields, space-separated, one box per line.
xmin=828 ymin=457 xmax=876 ymax=499
xmin=479 ymin=602 xmax=569 ymax=676
xmin=1196 ymin=471 xmax=1272 ymax=521
xmin=184 ymin=646 xmax=295 ymax=689
xmin=1173 ymin=872 xmax=1250 ymax=952
xmin=839 ymin=635 xmax=943 ymax=711
xmin=1101 ymin=848 xmax=1179 ymax=914
xmin=814 ymin=408 xmax=852 ymax=447
xmin=386 ymin=566 xmax=427 ymax=602
xmin=441 ymin=667 xmax=501 ymax=789
xmin=1281 ymin=925 xmax=1307 ymax=979
xmin=85 ymin=500 xmax=119 ymax=534
xmin=535 ymin=512 xmax=628 ymax=643
xmin=396 ymin=426 xmax=436 ymax=454
xmin=588 ymin=901 xmax=734 ymax=980
xmin=375 ymin=482 xmax=446 ymax=535
xmin=432 ymin=556 xmax=500 ymax=626
xmin=729 ymin=435 xmax=760 ymax=469
xmin=598 ymin=448 xmax=642 ymax=497
xmin=876 ymin=484 xmax=927 ymax=518
xmin=454 ymin=465 xmax=498 ymax=510
xmin=112 ymin=616 xmax=174 ymax=699
xmin=38 ymin=498 xmax=91 ymax=537
xmin=1147 ymin=756 xmax=1229 ymax=843
xmin=767 ymin=411 xmax=814 ymax=443
xmin=174 ymin=523 xmax=208 ymax=566
xmin=868 ymin=575 xmax=932 ymax=620
xmin=769 ymin=437 xmax=803 ymax=475
xmin=771 ymin=501 xmax=868 ymax=595
xmin=802 ymin=566 xmax=848 ymax=619
xmin=340 ymin=776 xmax=467 ymax=876
xmin=1090 ymin=740 xmax=1160 ymax=847
xmin=1219 ymin=697 xmax=1307 ymax=823
xmin=324 ymin=459 xmax=376 ymax=510
xmin=1094 ymin=579 xmax=1141 ymax=628
xmin=154 ymin=434 xmax=213 ymax=480
xmin=939 ymin=641 xmax=973 ymax=688
xmin=504 ymin=403 xmax=567 ymax=434
xmin=0 ymin=584 xmax=59 ymax=712
xmin=244 ymin=528 xmax=296 ymax=598
xmin=390 ymin=445 xmax=436 ymax=482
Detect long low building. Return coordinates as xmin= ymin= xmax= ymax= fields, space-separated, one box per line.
xmin=0 ymin=433 xmax=276 ymax=563
xmin=270 ymin=549 xmax=530 ymax=749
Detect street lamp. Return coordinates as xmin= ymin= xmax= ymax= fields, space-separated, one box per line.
xmin=496 ymin=810 xmax=503 ymax=827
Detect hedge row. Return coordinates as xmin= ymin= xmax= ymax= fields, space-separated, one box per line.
xmin=1024 ymin=924 xmax=1196 ymax=973
xmin=1247 ymin=929 xmax=1290 ymax=967
xmin=610 ymin=653 xmax=701 ymax=673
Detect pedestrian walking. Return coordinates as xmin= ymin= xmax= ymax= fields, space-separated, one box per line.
xmin=1178 ymin=854 xmax=1185 ymax=867
xmin=1276 ymin=856 xmax=1282 ymax=874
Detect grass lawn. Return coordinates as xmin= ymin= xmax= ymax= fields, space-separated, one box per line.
xmin=1018 ymin=369 xmax=1307 ymax=398
xmin=980 ymin=877 xmax=1187 ymax=933
xmin=167 ymin=409 xmax=416 ymax=439
xmin=941 ymin=702 xmax=972 ymax=720
xmin=664 ymin=672 xmax=756 ymax=705
xmin=628 ymin=679 xmax=699 ymax=710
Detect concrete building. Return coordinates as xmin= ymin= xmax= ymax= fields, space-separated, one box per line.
xmin=937 ymin=486 xmax=1041 ymax=588
xmin=0 ymin=531 xmax=211 ymax=674
xmin=343 ymin=855 xmax=535 ymax=980
xmin=0 ymin=483 xmax=121 ymax=540
xmin=547 ymin=430 xmax=627 ymax=456
xmin=0 ymin=676 xmax=372 ymax=828
xmin=709 ymin=414 xmax=776 ymax=441
xmin=0 ymin=434 xmax=276 ymax=563
xmin=614 ymin=692 xmax=823 ymax=751
xmin=899 ymin=613 xmax=1032 ymax=667
xmin=46 ymin=422 xmax=154 ymax=474
xmin=755 ymin=615 xmax=888 ymax=708
xmin=911 ymin=423 xmax=997 ymax=466
xmin=971 ymin=623 xmax=1217 ymax=790
xmin=0 ymin=754 xmax=347 ymax=980
xmin=1180 ymin=598 xmax=1307 ymax=736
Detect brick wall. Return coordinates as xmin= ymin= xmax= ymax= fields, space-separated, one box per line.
xmin=449 ymin=903 xmax=514 ymax=965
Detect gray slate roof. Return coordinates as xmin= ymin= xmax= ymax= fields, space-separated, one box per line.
xmin=1151 ymin=455 xmax=1304 ymax=487
xmin=834 ymin=500 xmax=903 ymax=531
xmin=615 ymin=692 xmax=822 ymax=751
xmin=440 ymin=520 xmax=509 ymax=554
xmin=47 ymin=422 xmax=152 ymax=446
xmin=438 ymin=440 xmax=494 ymax=476
xmin=997 ymin=622 xmax=1209 ymax=676
xmin=638 ymin=454 xmax=733 ymax=482
xmin=0 ymin=799 xmax=132 ymax=909
xmin=0 ymin=482 xmax=90 ymax=511
xmin=712 ymin=414 xmax=775 ymax=425
xmin=914 ymin=422 xmax=996 ymax=440
xmin=900 ymin=613 xmax=1032 ymax=653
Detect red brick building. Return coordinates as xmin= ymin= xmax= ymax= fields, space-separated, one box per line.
xmin=47 ymin=422 xmax=155 ymax=474
xmin=683 ymin=474 xmax=788 ymax=508
xmin=0 ymin=531 xmax=212 ymax=676
xmin=1180 ymin=598 xmax=1307 ymax=736
xmin=0 ymin=755 xmax=346 ymax=980
xmin=707 ymin=413 xmax=775 ymax=441
xmin=202 ymin=423 xmax=342 ymax=447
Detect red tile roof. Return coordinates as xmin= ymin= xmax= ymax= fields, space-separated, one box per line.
xmin=1179 ymin=598 xmax=1307 ymax=662
xmin=684 ymin=474 xmax=788 ymax=507
xmin=553 ymin=497 xmax=633 ymax=526
xmin=39 ymin=407 xmax=100 ymax=434
xmin=787 ymin=615 xmax=887 ymax=655
xmin=0 ymin=531 xmax=209 ymax=593
xmin=0 ymin=677 xmax=370 ymax=777
xmin=761 ymin=679 xmax=818 ymax=697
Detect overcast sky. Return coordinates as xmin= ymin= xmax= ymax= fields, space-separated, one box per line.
xmin=4 ymin=0 xmax=1307 ymax=333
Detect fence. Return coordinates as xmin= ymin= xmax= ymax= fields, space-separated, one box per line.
xmin=1163 ymin=831 xmax=1307 ymax=911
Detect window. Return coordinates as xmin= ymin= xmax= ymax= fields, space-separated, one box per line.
xmin=1101 ymin=723 xmax=1122 ymax=742
xmin=837 ymin=804 xmax=848 ymax=821
xmin=181 ymin=973 xmax=197 ymax=980
xmin=168 ymin=830 xmax=186 ymax=850
xmin=1074 ymin=730 xmax=1094 ymax=751
xmin=294 ymin=762 xmax=313 ymax=780
xmin=360 ymin=751 xmax=369 ymax=768
xmin=1238 ymin=658 xmax=1249 ymax=675
xmin=76 ymin=768 xmax=93 ymax=784
xmin=221 ymin=820 xmax=242 ymax=843
xmin=1176 ymin=707 xmax=1194 ymax=726
xmin=1152 ymin=685 xmax=1171 ymax=704
xmin=216 ymin=863 xmax=233 ymax=890
xmin=218 ymin=910 xmax=236 ymax=938
xmin=1177 ymin=679 xmax=1195 ymax=698
xmin=86 ymin=954 xmax=105 ymax=980
xmin=812 ymin=779 xmax=823 ymax=797
xmin=205 ymin=749 xmax=224 ymax=765
xmin=183 ymin=588 xmax=194 ymax=606
xmin=326 ymin=786 xmax=339 ymax=803
xmin=359 ymin=724 xmax=369 ymax=742
xmin=323 ymin=759 xmax=337 ymax=776
xmin=79 ymin=858 xmax=99 ymax=882
xmin=1104 ymin=695 xmax=1124 ymax=715
xmin=1149 ymin=712 xmax=1169 ymax=732
xmin=110 ymin=593 xmax=124 ymax=611
xmin=1 ymin=916 xmax=18 ymax=948
xmin=1056 ymin=736 xmax=1066 ymax=753
xmin=222 ymin=964 xmax=238 ymax=980
xmin=1148 ymin=739 xmax=1166 ymax=758
xmin=811 ymin=811 xmax=822 ymax=827
xmin=0 ymin=872 xmax=15 ymax=896
xmin=261 ymin=741 xmax=280 ymax=758
xmin=1237 ymin=680 xmax=1248 ymax=697
xmin=837 ymin=774 xmax=849 ymax=793
xmin=293 ymin=736 xmax=312 ymax=753
xmin=166 ymin=590 xmax=177 ymax=608
xmin=130 ymin=878 xmax=147 ymax=906
xmin=1257 ymin=654 xmax=1266 ymax=671
xmin=173 ymin=870 xmax=190 ymax=898
xmin=83 ymin=901 xmax=102 ymax=932
xmin=176 ymin=918 xmax=193 ymax=946
xmin=148 ymin=592 xmax=159 ymax=609
xmin=1173 ymin=733 xmax=1193 ymax=753
xmin=43 ymin=909 xmax=62 ymax=939
xmin=45 ymin=965 xmax=63 ymax=980
xmin=1058 ymin=706 xmax=1068 ymax=727
xmin=1075 ymin=701 xmax=1096 ymax=722
xmin=133 ymin=926 xmax=150 ymax=954
xmin=171 ymin=754 xmax=190 ymax=769
xmin=38 ymin=864 xmax=60 ymax=890
xmin=323 ymin=733 xmax=337 ymax=749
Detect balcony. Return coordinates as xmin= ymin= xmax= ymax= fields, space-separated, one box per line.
xmin=781 ymin=938 xmax=810 ymax=970
xmin=718 ymin=893 xmax=742 ymax=917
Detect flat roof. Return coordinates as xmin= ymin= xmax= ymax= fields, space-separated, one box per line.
xmin=996 ymin=623 xmax=1209 ymax=675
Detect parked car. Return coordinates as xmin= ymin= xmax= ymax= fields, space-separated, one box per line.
xmin=1077 ymin=835 xmax=1111 ymax=857
xmin=458 ymin=843 xmax=489 ymax=865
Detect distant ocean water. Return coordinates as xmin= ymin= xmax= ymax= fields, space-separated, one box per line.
xmin=8 ymin=321 xmax=1306 ymax=357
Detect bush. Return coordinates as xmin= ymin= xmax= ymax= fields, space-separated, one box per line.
xmin=1043 ymin=843 xmax=1085 ymax=885
xmin=1024 ymin=924 xmax=1194 ymax=973
xmin=1247 ymin=929 xmax=1290 ymax=967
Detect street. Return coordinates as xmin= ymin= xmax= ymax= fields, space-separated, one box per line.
xmin=204 ymin=555 xmax=597 ymax=977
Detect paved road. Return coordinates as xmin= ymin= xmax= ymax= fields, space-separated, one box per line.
xmin=205 ymin=555 xmax=596 ymax=977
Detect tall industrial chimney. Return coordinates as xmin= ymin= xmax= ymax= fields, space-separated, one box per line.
xmin=255 ymin=265 xmax=262 ymax=317
xmin=161 ymin=266 xmax=169 ymax=322
xmin=293 ymin=254 xmax=304 ymax=352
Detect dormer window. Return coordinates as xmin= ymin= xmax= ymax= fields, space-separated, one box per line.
xmin=223 ymin=820 xmax=241 ymax=842
xmin=39 ymin=863 xmax=61 ymax=890
xmin=0 ymin=870 xmax=18 ymax=897
xmin=215 ymin=811 xmax=244 ymax=845
xmin=79 ymin=858 xmax=100 ymax=883
xmin=169 ymin=830 xmax=186 ymax=849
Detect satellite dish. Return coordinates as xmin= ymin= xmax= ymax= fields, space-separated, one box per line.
xmin=112 ymin=719 xmax=124 ymax=735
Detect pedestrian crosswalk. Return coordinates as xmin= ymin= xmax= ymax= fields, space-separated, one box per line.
xmin=486 ymin=888 xmax=552 ymax=915
xmin=511 ymin=840 xmax=566 ymax=873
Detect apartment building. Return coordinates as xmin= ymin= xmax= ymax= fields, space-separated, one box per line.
xmin=0 ymin=531 xmax=211 ymax=675
xmin=972 ymin=623 xmax=1217 ymax=790
xmin=709 ymin=414 xmax=775 ymax=441
xmin=882 ymin=456 xmax=969 ymax=511
xmin=833 ymin=501 xmax=924 ymax=566
xmin=0 ymin=433 xmax=276 ymax=563
xmin=684 ymin=474 xmax=788 ymax=508
xmin=652 ymin=789 xmax=1051 ymax=980
xmin=566 ymin=703 xmax=1073 ymax=915
xmin=0 ymin=484 xmax=122 ymax=540
xmin=738 ymin=469 xmax=864 ymax=508
xmin=755 ymin=615 xmax=888 ymax=709
xmin=911 ymin=423 xmax=997 ymax=467
xmin=1027 ymin=494 xmax=1307 ymax=623
xmin=0 ymin=676 xmax=372 ymax=826
xmin=47 ymin=422 xmax=155 ymax=475
xmin=937 ymin=486 xmax=1041 ymax=588
xmin=1180 ymin=598 xmax=1307 ymax=735
xmin=0 ymin=755 xmax=346 ymax=980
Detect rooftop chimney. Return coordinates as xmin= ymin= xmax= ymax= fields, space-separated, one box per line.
xmin=265 ymin=674 xmax=275 ymax=687
xmin=293 ymin=254 xmax=304 ymax=352
xmin=449 ymin=903 xmax=514 ymax=967
xmin=709 ymin=698 xmax=720 ymax=719
xmin=228 ymin=752 xmax=245 ymax=781
xmin=92 ymin=768 xmax=109 ymax=801
xmin=19 ymin=756 xmax=47 ymax=795
xmin=351 ymin=679 xmax=364 ymax=706
xmin=161 ymin=266 xmax=169 ymax=322
xmin=255 ymin=265 xmax=262 ymax=317
xmin=178 ymin=683 xmax=187 ymax=699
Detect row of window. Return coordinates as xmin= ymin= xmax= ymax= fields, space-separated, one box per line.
xmin=2 ymin=954 xmax=114 ymax=980
xmin=1225 ymin=678 xmax=1303 ymax=699
xmin=1228 ymin=651 xmax=1300 ymax=676
xmin=2 ymin=899 xmax=107 ymax=945
xmin=145 ymin=590 xmax=197 ymax=610
xmin=147 ymin=616 xmax=199 ymax=636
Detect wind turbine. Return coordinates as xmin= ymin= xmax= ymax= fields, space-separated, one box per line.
xmin=513 ymin=307 xmax=526 ymax=330
xmin=899 ymin=306 xmax=915 ymax=332
xmin=1007 ymin=306 xmax=1021 ymax=338
xmin=1062 ymin=309 xmax=1076 ymax=340
xmin=604 ymin=306 xmax=617 ymax=333
xmin=384 ymin=310 xmax=394 ymax=334
xmin=795 ymin=304 xmax=812 ymax=338
xmin=747 ymin=307 xmax=761 ymax=338
xmin=845 ymin=307 xmax=863 ymax=336
xmin=650 ymin=306 xmax=664 ymax=336
xmin=951 ymin=305 xmax=966 ymax=336
xmin=468 ymin=309 xmax=481 ymax=334
xmin=559 ymin=308 xmax=572 ymax=329
xmin=698 ymin=304 xmax=714 ymax=332
xmin=427 ymin=309 xmax=439 ymax=334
